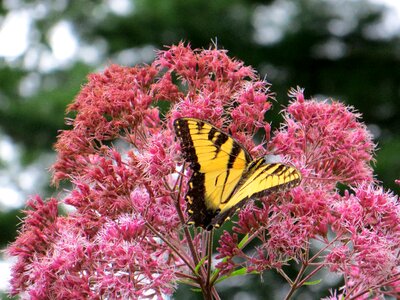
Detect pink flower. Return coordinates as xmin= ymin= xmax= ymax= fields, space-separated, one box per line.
xmin=328 ymin=184 xmax=400 ymax=297
xmin=272 ymin=87 xmax=375 ymax=186
xmin=8 ymin=43 xmax=400 ymax=299
xmin=8 ymin=196 xmax=58 ymax=296
xmin=10 ymin=43 xmax=275 ymax=298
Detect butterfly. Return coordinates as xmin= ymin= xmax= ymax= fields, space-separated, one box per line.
xmin=173 ymin=117 xmax=301 ymax=230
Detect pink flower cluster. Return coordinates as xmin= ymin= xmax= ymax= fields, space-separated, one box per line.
xmin=328 ymin=185 xmax=400 ymax=294
xmin=8 ymin=43 xmax=400 ymax=299
xmin=273 ymin=87 xmax=374 ymax=186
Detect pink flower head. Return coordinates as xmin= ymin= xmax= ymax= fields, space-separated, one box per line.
xmin=272 ymin=88 xmax=375 ymax=187
xmin=9 ymin=43 xmax=277 ymax=298
xmin=328 ymin=184 xmax=400 ymax=296
xmin=7 ymin=196 xmax=58 ymax=296
xmin=8 ymin=43 xmax=398 ymax=299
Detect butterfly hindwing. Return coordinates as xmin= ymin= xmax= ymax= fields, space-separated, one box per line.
xmin=174 ymin=118 xmax=302 ymax=230
xmin=213 ymin=158 xmax=301 ymax=227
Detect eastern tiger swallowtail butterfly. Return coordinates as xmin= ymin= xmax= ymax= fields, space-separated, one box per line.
xmin=174 ymin=118 xmax=301 ymax=230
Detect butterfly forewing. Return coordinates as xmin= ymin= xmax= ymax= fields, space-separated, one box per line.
xmin=180 ymin=120 xmax=251 ymax=172
xmin=174 ymin=118 xmax=252 ymax=228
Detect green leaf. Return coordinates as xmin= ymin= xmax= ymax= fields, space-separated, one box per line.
xmin=194 ymin=256 xmax=208 ymax=275
xmin=237 ymin=233 xmax=249 ymax=249
xmin=303 ymin=279 xmax=322 ymax=286
xmin=215 ymin=267 xmax=258 ymax=284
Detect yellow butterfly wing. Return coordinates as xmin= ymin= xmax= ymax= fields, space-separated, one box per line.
xmin=174 ymin=118 xmax=252 ymax=229
xmin=174 ymin=117 xmax=301 ymax=230
xmin=213 ymin=158 xmax=301 ymax=228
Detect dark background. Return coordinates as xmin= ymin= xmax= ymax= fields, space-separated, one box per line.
xmin=1 ymin=0 xmax=399 ymax=298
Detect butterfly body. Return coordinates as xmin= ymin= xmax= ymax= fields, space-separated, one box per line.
xmin=174 ymin=118 xmax=301 ymax=230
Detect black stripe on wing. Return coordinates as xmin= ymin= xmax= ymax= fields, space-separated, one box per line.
xmin=174 ymin=118 xmax=201 ymax=171
xmin=235 ymin=159 xmax=302 ymax=201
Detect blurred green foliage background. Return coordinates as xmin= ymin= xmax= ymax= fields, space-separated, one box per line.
xmin=1 ymin=0 xmax=399 ymax=298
